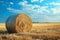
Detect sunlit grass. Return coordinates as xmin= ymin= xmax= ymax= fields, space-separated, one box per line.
xmin=0 ymin=23 xmax=7 ymax=31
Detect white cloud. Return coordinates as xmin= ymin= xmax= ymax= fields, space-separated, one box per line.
xmin=50 ymin=2 xmax=60 ymax=6
xmin=40 ymin=0 xmax=44 ymax=3
xmin=45 ymin=15 xmax=60 ymax=22
xmin=18 ymin=1 xmax=28 ymax=6
xmin=7 ymin=5 xmax=49 ymax=22
xmin=18 ymin=1 xmax=49 ymax=14
xmin=7 ymin=7 xmax=60 ymax=22
xmin=31 ymin=0 xmax=39 ymax=2
xmin=7 ymin=8 xmax=12 ymax=10
xmin=10 ymin=2 xmax=14 ymax=5
xmin=49 ymin=2 xmax=60 ymax=14
xmin=31 ymin=0 xmax=44 ymax=3
xmin=7 ymin=1 xmax=60 ymax=22
xmin=50 ymin=7 xmax=60 ymax=14
xmin=7 ymin=8 xmax=23 ymax=13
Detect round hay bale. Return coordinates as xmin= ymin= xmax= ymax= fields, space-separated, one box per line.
xmin=6 ymin=14 xmax=32 ymax=33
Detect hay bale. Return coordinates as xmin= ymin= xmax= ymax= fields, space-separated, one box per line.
xmin=6 ymin=14 xmax=32 ymax=33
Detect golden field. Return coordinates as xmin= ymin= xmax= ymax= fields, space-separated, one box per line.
xmin=0 ymin=23 xmax=60 ymax=40
xmin=31 ymin=23 xmax=60 ymax=33
xmin=0 ymin=23 xmax=60 ymax=32
xmin=0 ymin=23 xmax=7 ymax=32
xmin=0 ymin=23 xmax=60 ymax=34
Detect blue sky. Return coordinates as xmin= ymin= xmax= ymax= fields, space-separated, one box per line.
xmin=0 ymin=0 xmax=60 ymax=23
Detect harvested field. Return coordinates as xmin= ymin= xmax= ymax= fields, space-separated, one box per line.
xmin=0 ymin=23 xmax=7 ymax=31
xmin=0 ymin=23 xmax=60 ymax=40
xmin=0 ymin=33 xmax=60 ymax=40
xmin=31 ymin=23 xmax=60 ymax=33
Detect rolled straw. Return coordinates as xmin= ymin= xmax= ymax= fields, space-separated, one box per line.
xmin=6 ymin=14 xmax=32 ymax=33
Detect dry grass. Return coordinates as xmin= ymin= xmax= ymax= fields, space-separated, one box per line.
xmin=0 ymin=23 xmax=60 ymax=40
xmin=1 ymin=34 xmax=32 ymax=40
xmin=0 ymin=23 xmax=7 ymax=32
xmin=0 ymin=33 xmax=60 ymax=40
xmin=31 ymin=23 xmax=60 ymax=33
xmin=0 ymin=23 xmax=60 ymax=33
